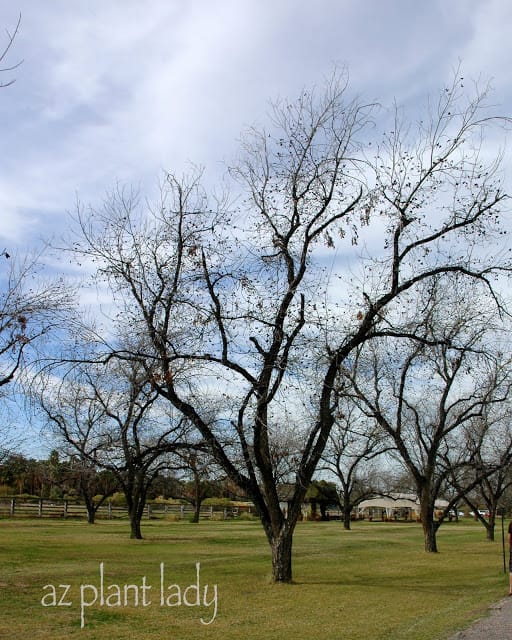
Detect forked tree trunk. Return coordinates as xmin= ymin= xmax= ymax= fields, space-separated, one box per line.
xmin=261 ymin=500 xmax=303 ymax=583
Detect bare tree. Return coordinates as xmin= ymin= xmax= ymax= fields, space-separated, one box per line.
xmin=454 ymin=404 xmax=512 ymax=541
xmin=172 ymin=449 xmax=220 ymax=523
xmin=34 ymin=358 xmax=189 ymax=538
xmin=72 ymin=71 xmax=511 ymax=581
xmin=321 ymin=403 xmax=392 ymax=529
xmin=32 ymin=374 xmax=119 ymax=524
xmin=340 ymin=285 xmax=512 ymax=551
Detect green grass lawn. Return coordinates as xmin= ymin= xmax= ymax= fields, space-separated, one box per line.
xmin=0 ymin=517 xmax=508 ymax=639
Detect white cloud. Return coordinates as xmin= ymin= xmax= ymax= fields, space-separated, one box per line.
xmin=1 ymin=0 xmax=511 ymax=457
xmin=0 ymin=0 xmax=511 ymax=250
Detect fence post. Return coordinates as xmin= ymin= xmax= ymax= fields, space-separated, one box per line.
xmin=10 ymin=497 xmax=15 ymax=516
xmin=64 ymin=500 xmax=68 ymax=519
xmin=147 ymin=503 xmax=152 ymax=519
xmin=108 ymin=502 xmax=112 ymax=519
xmin=38 ymin=498 xmax=43 ymax=517
xmin=180 ymin=505 xmax=184 ymax=520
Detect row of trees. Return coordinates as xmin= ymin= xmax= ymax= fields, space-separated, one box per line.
xmin=2 ymin=68 xmax=512 ymax=582
xmin=3 ymin=427 xmax=512 ymax=546
xmin=0 ymin=449 xmax=238 ymax=524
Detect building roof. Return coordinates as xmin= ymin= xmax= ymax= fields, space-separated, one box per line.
xmin=358 ymin=493 xmax=449 ymax=511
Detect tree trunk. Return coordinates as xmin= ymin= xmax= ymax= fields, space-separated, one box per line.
xmin=270 ymin=529 xmax=294 ymax=583
xmin=486 ymin=505 xmax=497 ymax=541
xmin=191 ymin=499 xmax=202 ymax=524
xmin=486 ymin=517 xmax=495 ymax=541
xmin=342 ymin=496 xmax=351 ymax=530
xmin=83 ymin=494 xmax=96 ymax=524
xmin=130 ymin=512 xmax=143 ymax=539
xmin=190 ymin=472 xmax=202 ymax=523
xmin=420 ymin=495 xmax=438 ymax=552
xmin=127 ymin=485 xmax=146 ymax=539
xmin=260 ymin=502 xmax=298 ymax=583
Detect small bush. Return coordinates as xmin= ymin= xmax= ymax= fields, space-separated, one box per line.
xmin=164 ymin=513 xmax=181 ymax=522
xmin=238 ymin=512 xmax=257 ymax=521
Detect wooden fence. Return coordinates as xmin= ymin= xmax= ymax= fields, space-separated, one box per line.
xmin=0 ymin=497 xmax=253 ymax=521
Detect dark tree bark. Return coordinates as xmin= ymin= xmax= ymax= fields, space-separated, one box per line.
xmin=419 ymin=487 xmax=438 ymax=553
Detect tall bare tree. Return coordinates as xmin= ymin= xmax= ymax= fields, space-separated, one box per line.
xmin=339 ymin=284 xmax=512 ymax=551
xmin=72 ymin=71 xmax=511 ymax=580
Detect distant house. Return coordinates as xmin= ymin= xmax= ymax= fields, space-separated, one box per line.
xmin=356 ymin=493 xmax=449 ymax=521
xmin=277 ymin=484 xmax=311 ymax=519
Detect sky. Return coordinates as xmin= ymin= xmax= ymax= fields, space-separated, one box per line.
xmin=1 ymin=0 xmax=512 ymax=252
xmin=1 ymin=0 xmax=512 ymax=457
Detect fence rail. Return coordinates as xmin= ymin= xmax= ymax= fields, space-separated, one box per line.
xmin=0 ymin=497 xmax=253 ymax=521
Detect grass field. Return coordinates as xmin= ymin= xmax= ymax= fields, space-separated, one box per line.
xmin=0 ymin=517 xmax=508 ymax=639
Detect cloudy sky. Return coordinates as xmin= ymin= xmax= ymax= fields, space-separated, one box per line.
xmin=1 ymin=1 xmax=512 ymax=456
xmin=1 ymin=0 xmax=512 ymax=253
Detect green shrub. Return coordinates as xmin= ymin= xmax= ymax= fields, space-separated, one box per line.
xmin=238 ymin=511 xmax=257 ymax=521
xmin=164 ymin=513 xmax=181 ymax=522
xmin=202 ymin=497 xmax=232 ymax=508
